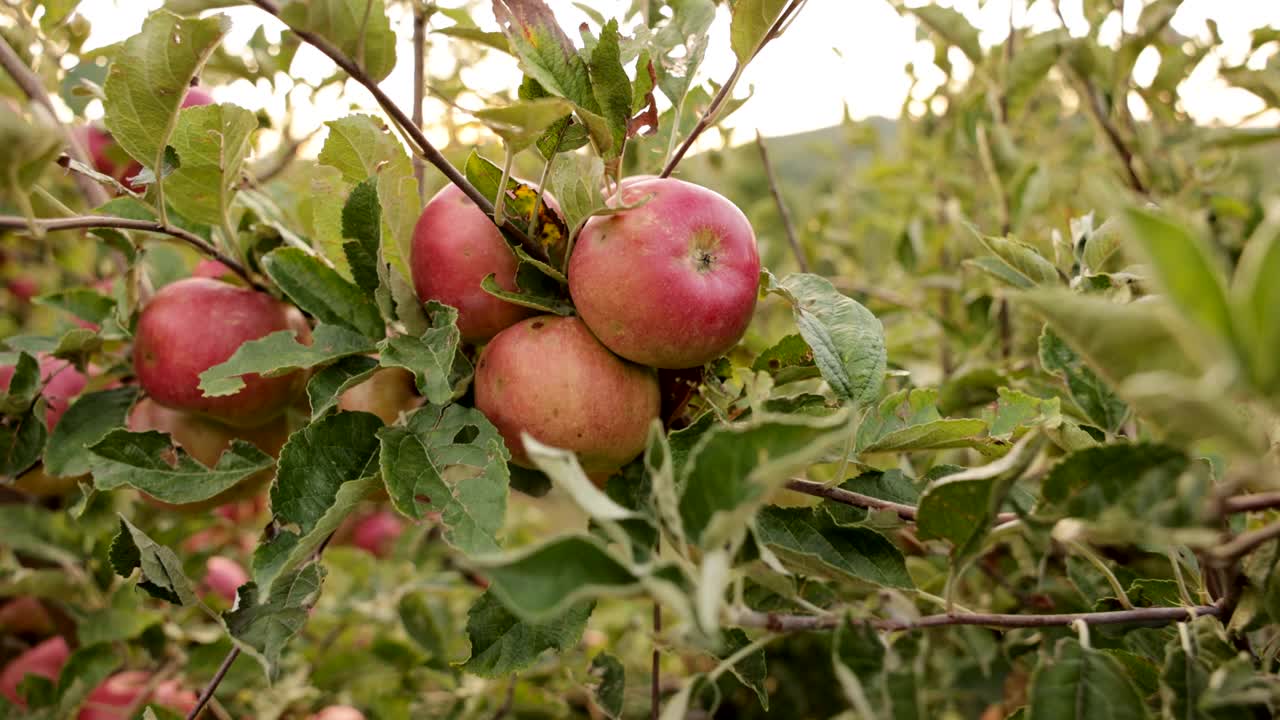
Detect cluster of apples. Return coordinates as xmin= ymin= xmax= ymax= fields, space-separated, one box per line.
xmin=411 ymin=175 xmax=760 ymax=477
xmin=0 ymin=619 xmax=366 ymax=718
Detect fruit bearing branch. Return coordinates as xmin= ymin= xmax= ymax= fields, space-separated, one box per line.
xmin=731 ymin=601 xmax=1224 ymax=633
xmin=0 ymin=215 xmax=264 ymax=291
xmin=246 ymin=0 xmax=537 ymax=252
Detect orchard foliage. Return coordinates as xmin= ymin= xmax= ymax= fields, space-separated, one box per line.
xmin=0 ymin=0 xmax=1279 ymax=718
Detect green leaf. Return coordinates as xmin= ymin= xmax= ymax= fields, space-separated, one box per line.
xmin=679 ymin=409 xmax=852 ymax=548
xmin=165 ymin=103 xmax=257 ymax=225
xmin=279 ymin=0 xmax=396 ymax=82
xmin=102 ymin=11 xmax=228 ymax=184
xmin=0 ymin=505 xmax=81 ymax=568
xmin=729 ymin=0 xmax=788 ymax=63
xmin=979 ymin=235 xmax=1061 ymax=286
xmin=376 ymin=302 xmax=471 ymax=405
xmin=1027 ymin=638 xmax=1151 ymax=720
xmin=752 ymin=333 xmax=818 ymax=383
xmin=271 ymin=411 xmax=382 ymax=535
xmin=474 ymin=97 xmax=576 ymax=153
xmin=546 ymin=151 xmax=605 ymax=234
xmin=108 ymin=517 xmax=204 ymax=606
xmin=377 ymin=402 xmax=509 ymax=555
xmin=435 ymin=25 xmax=511 ymax=53
xmin=89 ymin=430 xmax=274 ymax=504
xmin=588 ymin=19 xmax=631 ymax=158
xmin=262 ymin=248 xmax=384 ymax=339
xmin=755 ymin=507 xmax=912 ymax=588
xmin=463 ymin=150 xmax=569 ymax=266
xmin=44 ymin=387 xmax=139 ymax=479
xmin=305 ymin=354 xmax=379 ymax=421
xmin=224 ymin=563 xmax=326 ymax=681
xmin=908 ymin=5 xmax=983 ymax=65
xmin=1040 ymin=443 xmax=1188 ymax=520
xmin=340 ymin=178 xmax=382 ymax=294
xmin=399 ymin=590 xmax=452 ymax=668
xmin=461 ymin=590 xmax=592 ymax=678
xmin=775 ymin=273 xmax=885 ymax=407
xmin=1123 ymin=208 xmax=1233 ymax=348
xmin=1007 ymin=30 xmax=1072 ymax=110
xmin=76 ymin=588 xmax=163 ymax=646
xmin=0 ymin=408 xmax=46 ymax=478
xmin=1039 ymin=329 xmax=1128 ymax=434
xmin=588 ymin=653 xmax=625 ymax=720
xmin=0 ymin=352 xmax=41 ymax=414
xmin=1231 ymin=219 xmax=1280 ymax=396
xmin=316 ymin=115 xmax=419 ymax=280
xmin=479 ymin=273 xmax=574 ymax=315
xmin=916 ymin=433 xmax=1040 ymax=571
xmin=493 ymin=0 xmax=593 ymax=108
xmin=34 ymin=289 xmax=116 ymax=328
xmin=198 ymin=324 xmax=374 ymax=398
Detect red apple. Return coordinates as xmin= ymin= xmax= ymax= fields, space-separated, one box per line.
xmin=568 ymin=177 xmax=760 ymax=369
xmin=0 ymin=597 xmax=55 ymax=637
xmin=129 ymin=397 xmax=290 ymax=509
xmin=475 ymin=315 xmax=659 ymax=473
xmin=410 ymin=183 xmax=542 ymax=343
xmin=203 ymin=556 xmax=249 ymax=604
xmin=311 ymin=706 xmax=367 ymax=720
xmin=133 ymin=277 xmax=311 ymax=428
xmin=337 ymin=366 xmax=421 ymax=425
xmin=193 ymin=259 xmax=233 ymax=280
xmin=0 ymin=636 xmax=68 ymax=706
xmin=78 ymin=671 xmax=197 ymax=720
xmin=6 ymin=277 xmax=38 ymax=304
xmin=349 ymin=510 xmax=405 ymax=558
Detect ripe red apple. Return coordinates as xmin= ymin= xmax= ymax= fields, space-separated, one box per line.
xmin=568 ymin=177 xmax=760 ymax=369
xmin=78 ymin=671 xmax=197 ymax=720
xmin=193 ymin=259 xmax=233 ymax=280
xmin=6 ymin=277 xmax=39 ymax=304
xmin=311 ymin=706 xmax=367 ymax=720
xmin=129 ymin=397 xmax=290 ymax=509
xmin=203 ymin=556 xmax=249 ymax=604
xmin=410 ymin=183 xmax=545 ymax=343
xmin=348 ymin=510 xmax=405 ymax=558
xmin=133 ymin=277 xmax=311 ymax=428
xmin=475 ymin=315 xmax=659 ymax=473
xmin=337 ymin=366 xmax=421 ymax=425
xmin=0 ymin=636 xmax=68 ymax=706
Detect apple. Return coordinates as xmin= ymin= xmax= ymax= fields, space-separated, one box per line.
xmin=311 ymin=706 xmax=367 ymax=720
xmin=192 ymin=258 xmax=233 ymax=280
xmin=0 ymin=597 xmax=55 ymax=637
xmin=78 ymin=671 xmax=197 ymax=720
xmin=348 ymin=510 xmax=405 ymax=558
xmin=337 ymin=366 xmax=421 ymax=425
xmin=0 ymin=355 xmax=90 ymax=496
xmin=0 ymin=636 xmax=68 ymax=706
xmin=568 ymin=177 xmax=760 ymax=369
xmin=203 ymin=556 xmax=249 ymax=604
xmin=133 ymin=277 xmax=311 ymax=428
xmin=6 ymin=277 xmax=39 ymax=304
xmin=129 ymin=397 xmax=290 ymax=509
xmin=410 ymin=183 xmax=545 ymax=343
xmin=474 ymin=315 xmax=659 ymax=473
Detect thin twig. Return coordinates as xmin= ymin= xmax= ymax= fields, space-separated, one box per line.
xmin=1221 ymin=491 xmax=1280 ymax=514
xmin=490 ymin=676 xmax=517 ymax=720
xmin=412 ymin=3 xmax=427 ymax=204
xmin=755 ymin=131 xmax=808 ymax=272
xmin=185 ymin=647 xmax=240 ymax=720
xmin=659 ymin=0 xmax=806 ymax=178
xmin=732 ymin=601 xmax=1222 ymax=633
xmin=246 ymin=0 xmax=538 ymax=254
xmin=651 ymin=537 xmax=661 ymax=720
xmin=1212 ymin=521 xmax=1280 ymax=566
xmin=784 ymin=478 xmax=1019 ymax=525
xmin=0 ymin=214 xmax=263 ymax=291
xmin=0 ymin=35 xmax=110 ymax=207
xmin=1062 ymin=65 xmax=1149 ymax=195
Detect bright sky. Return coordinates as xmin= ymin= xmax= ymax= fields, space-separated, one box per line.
xmin=70 ymin=0 xmax=1280 ymax=151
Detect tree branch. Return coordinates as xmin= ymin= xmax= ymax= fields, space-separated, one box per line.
xmin=185 ymin=647 xmax=240 ymax=720
xmin=659 ymin=0 xmax=806 ymax=178
xmin=755 ymin=131 xmax=808 ymax=272
xmin=0 ymin=35 xmax=110 ymax=208
xmin=785 ymin=478 xmax=1019 ymax=524
xmin=412 ymin=2 xmax=427 ymax=204
xmin=1221 ymin=491 xmax=1280 ymax=515
xmin=0 ymin=215 xmax=264 ymax=291
xmin=246 ymin=0 xmax=537 ymax=252
xmin=732 ymin=601 xmax=1222 ymax=633
xmin=1212 ymin=521 xmax=1280 ymax=567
